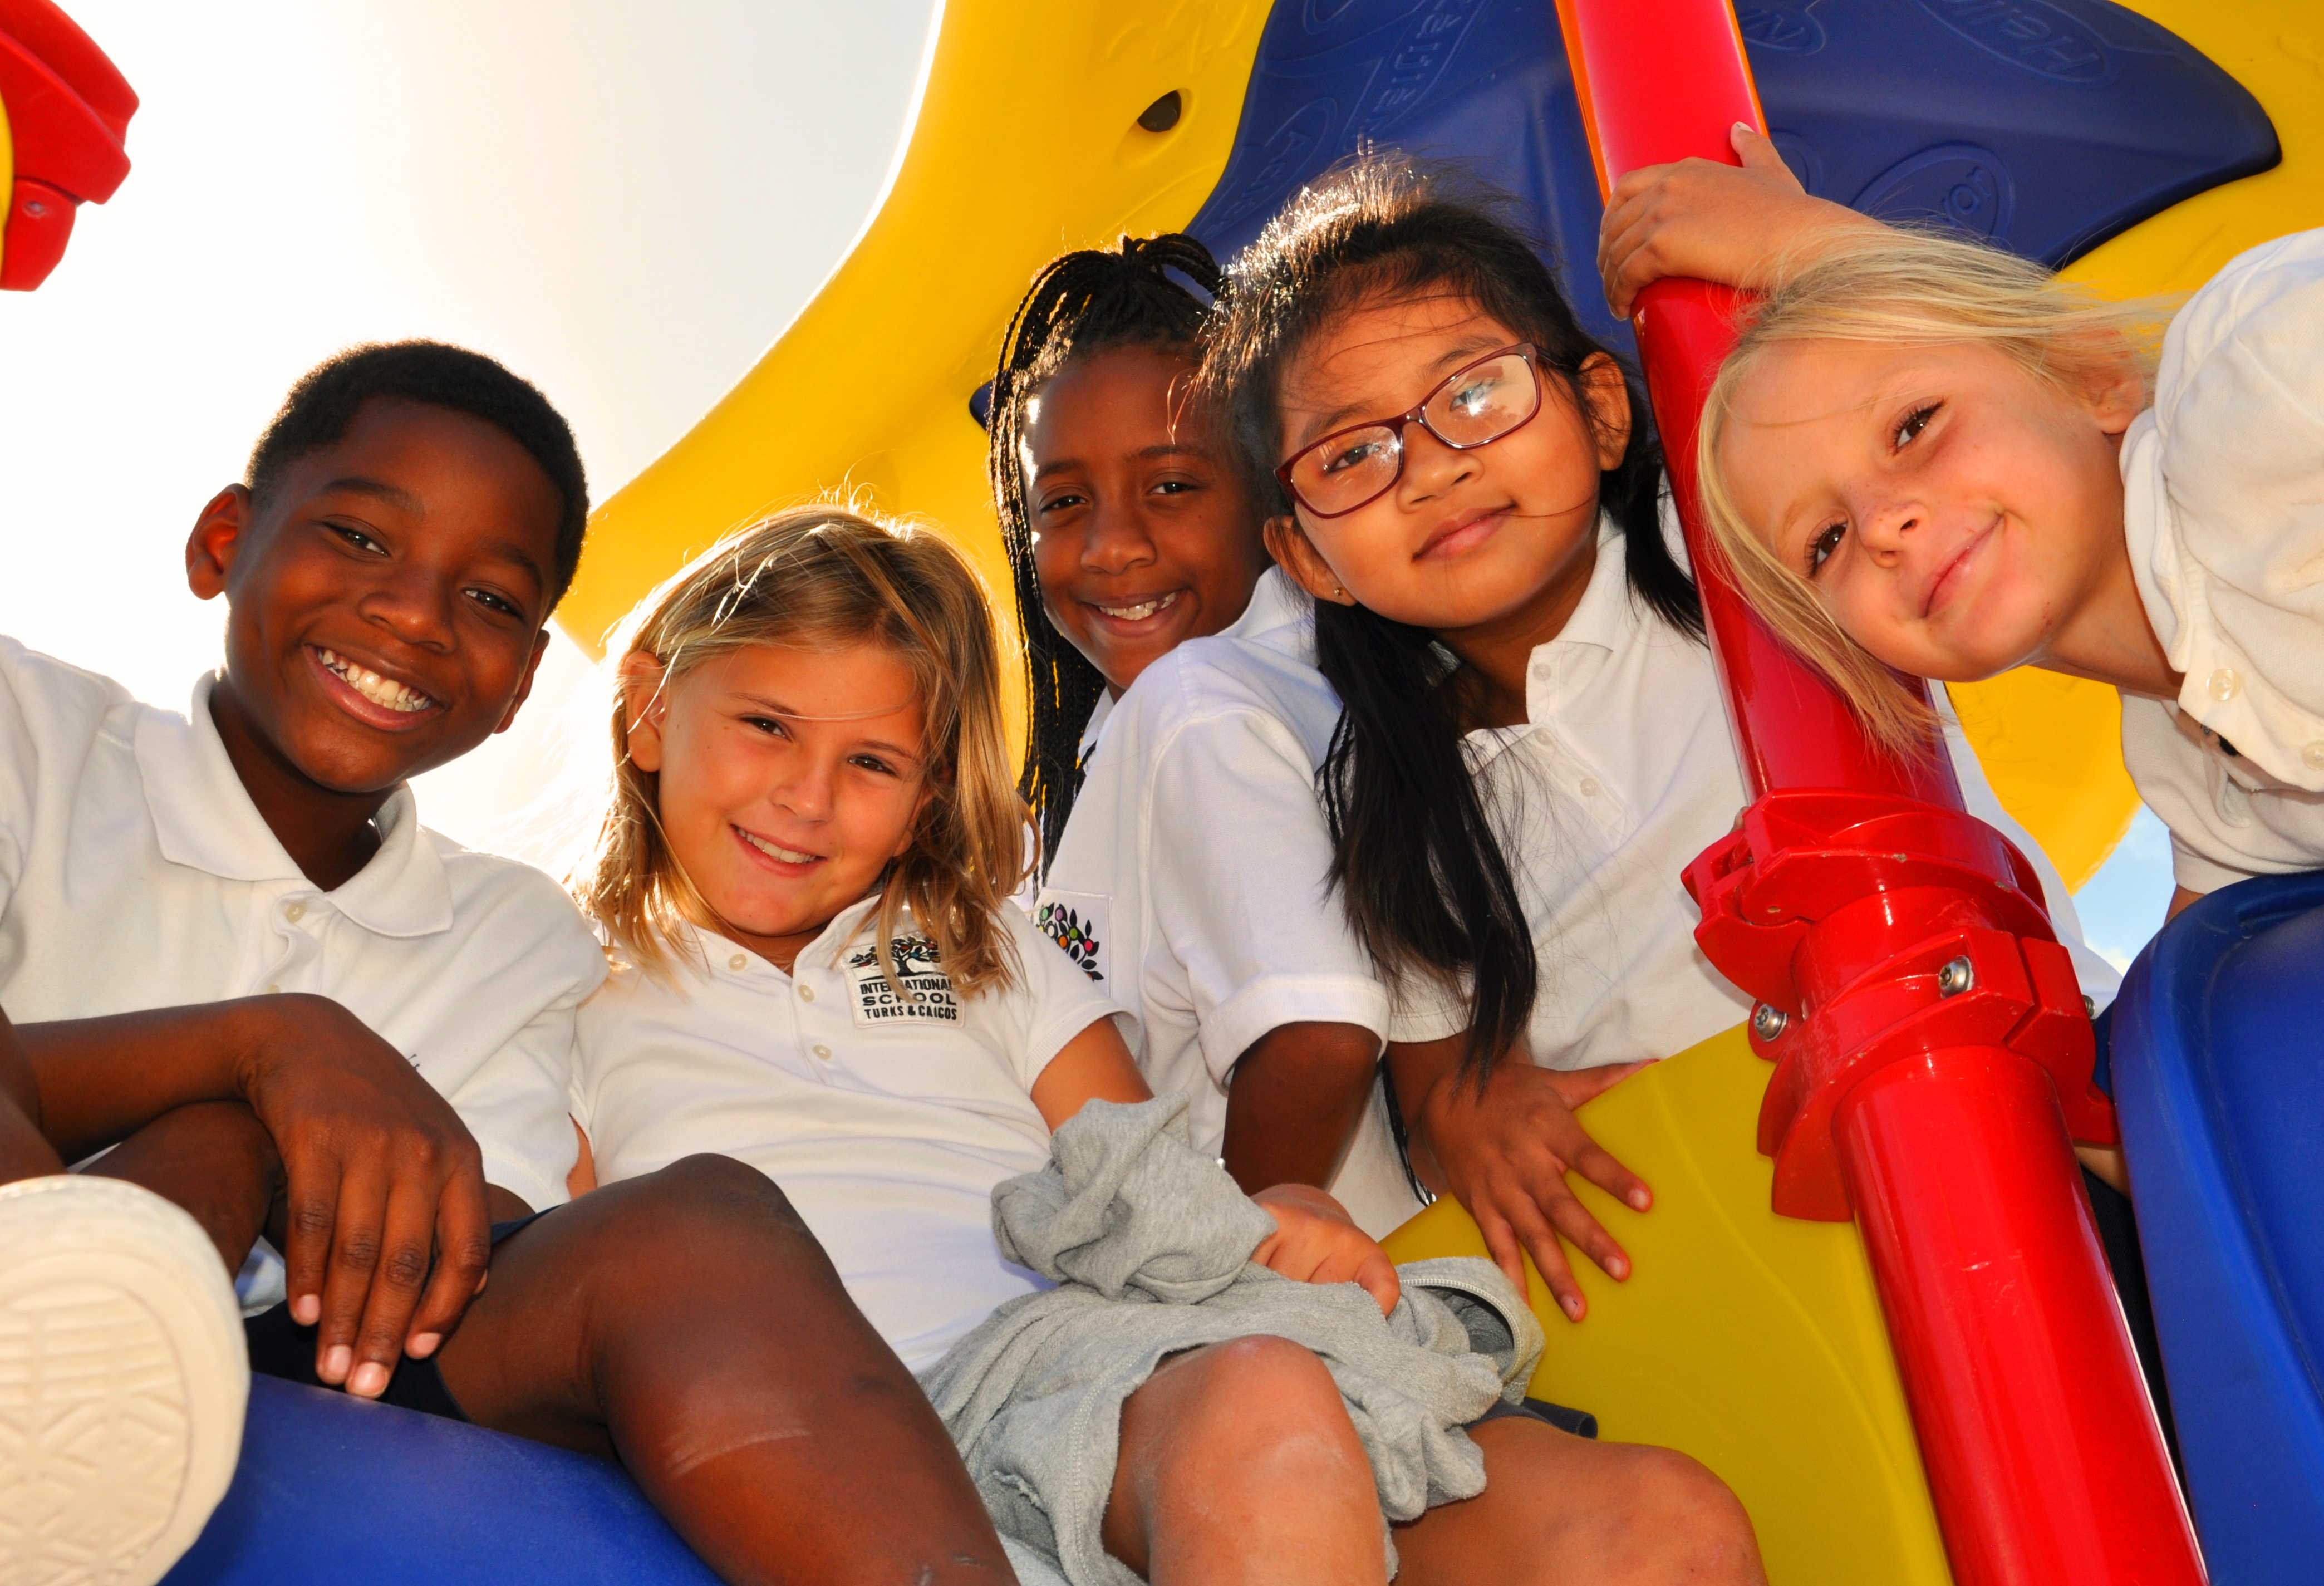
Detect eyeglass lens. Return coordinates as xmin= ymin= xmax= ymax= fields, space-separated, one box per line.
xmin=1286 ymin=351 xmax=1540 ymax=517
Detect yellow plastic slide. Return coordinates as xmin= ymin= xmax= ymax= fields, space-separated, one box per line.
xmin=559 ymin=3 xmax=2324 ymax=1579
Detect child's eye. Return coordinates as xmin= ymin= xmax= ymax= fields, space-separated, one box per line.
xmin=464 ymin=587 xmax=521 ymax=619
xmin=1893 ymin=404 xmax=1939 ymax=450
xmin=741 ymin=715 xmax=790 ymax=738
xmin=330 ymin=523 xmax=387 ymax=556
xmin=848 ymin=754 xmax=897 ymax=777
xmin=1152 ymin=478 xmax=1200 ymax=497
xmin=1448 ymin=374 xmax=1503 ymax=417
xmin=1039 ymin=491 xmax=1088 ymax=514
xmin=1807 ymin=522 xmax=1847 ymax=575
xmin=1320 ymin=435 xmax=1388 ymax=476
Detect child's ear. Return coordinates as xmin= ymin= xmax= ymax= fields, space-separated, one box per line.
xmin=618 ymin=651 xmax=670 ymax=773
xmin=494 ymin=630 xmax=554 ymax=735
xmin=185 ymin=485 xmax=253 ymax=601
xmin=1262 ymin=515 xmax=1357 ymax=606
xmin=1575 ymin=353 xmax=1634 ymax=471
xmin=2085 ymin=360 xmax=2146 ymax=439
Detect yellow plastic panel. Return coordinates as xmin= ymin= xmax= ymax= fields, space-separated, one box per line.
xmin=1381 ymin=1026 xmax=1952 ymax=1586
xmin=0 ymin=71 xmax=12 ymax=283
xmin=1947 ymin=0 xmax=2324 ymax=890
xmin=559 ymin=0 xmax=1274 ymax=665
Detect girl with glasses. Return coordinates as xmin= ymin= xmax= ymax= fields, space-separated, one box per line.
xmin=1200 ymin=154 xmax=2115 ymax=1322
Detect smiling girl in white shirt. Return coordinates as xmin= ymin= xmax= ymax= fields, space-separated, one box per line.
xmin=566 ymin=505 xmax=1763 ymax=1586
xmin=1199 ymin=154 xmax=2111 ymax=1319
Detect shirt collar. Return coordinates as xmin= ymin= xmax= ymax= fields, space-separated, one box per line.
xmin=1224 ymin=566 xmax=1309 ymax=646
xmin=133 ymin=671 xmax=455 ymax=938
xmin=1458 ymin=513 xmax=1634 ymax=770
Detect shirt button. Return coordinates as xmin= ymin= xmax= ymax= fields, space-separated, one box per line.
xmin=2208 ymin=667 xmax=2240 ymax=701
xmin=266 ymin=983 xmax=281 ymax=994
xmin=798 ymin=984 xmax=815 ymax=1002
xmin=1579 ymin=778 xmax=1600 ymax=798
xmin=2305 ymin=741 xmax=2324 ymax=773
xmin=284 ymin=901 xmax=306 ymax=922
xmin=812 ymin=1044 xmax=832 ymax=1062
xmin=728 ymin=953 xmax=748 ymax=971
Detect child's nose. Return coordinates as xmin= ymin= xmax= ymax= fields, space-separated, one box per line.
xmin=773 ymin=759 xmax=835 ymax=821
xmin=1859 ymin=501 xmax=1922 ymax=558
xmin=1397 ymin=424 xmax=1475 ymax=502
xmin=360 ymin=568 xmax=458 ymax=649
xmin=1081 ymin=500 xmax=1158 ymax=573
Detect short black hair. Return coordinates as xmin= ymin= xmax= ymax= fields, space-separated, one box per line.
xmin=245 ymin=341 xmax=589 ymax=610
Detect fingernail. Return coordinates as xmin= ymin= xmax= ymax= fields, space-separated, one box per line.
xmin=407 ymin=1332 xmax=441 ymax=1359
xmin=1733 ymin=120 xmax=1751 ymax=133
xmin=291 ymin=1294 xmax=320 ymax=1326
xmin=1629 ymin=1189 xmax=1651 ymax=1211
xmin=1561 ymin=1294 xmax=1584 ymax=1320
xmin=1609 ymin=1255 xmax=1630 ymax=1280
xmin=322 ymin=1345 xmax=352 ymax=1384
xmin=349 ymin=1362 xmax=389 ymax=1398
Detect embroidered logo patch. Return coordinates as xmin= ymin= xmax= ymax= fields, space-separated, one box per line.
xmin=1033 ymin=891 xmax=1109 ymax=984
xmin=846 ymin=934 xmax=960 ymax=1026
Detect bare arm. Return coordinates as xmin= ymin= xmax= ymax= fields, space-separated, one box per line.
xmin=1219 ymin=1020 xmax=1380 ymax=1197
xmin=1029 ymin=1017 xmax=1154 ymax=1130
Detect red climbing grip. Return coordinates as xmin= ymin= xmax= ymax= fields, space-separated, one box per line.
xmin=0 ymin=0 xmax=135 ymax=290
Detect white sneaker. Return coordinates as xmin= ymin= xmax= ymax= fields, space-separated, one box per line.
xmin=0 ymin=1176 xmax=247 ymax=1586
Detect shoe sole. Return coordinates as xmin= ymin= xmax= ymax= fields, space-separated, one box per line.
xmin=0 ymin=1176 xmax=247 ymax=1586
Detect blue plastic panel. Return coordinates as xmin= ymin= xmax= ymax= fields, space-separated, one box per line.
xmin=165 ymin=1376 xmax=720 ymax=1585
xmin=2111 ymin=871 xmax=2324 ymax=1585
xmin=1186 ymin=0 xmax=2277 ymax=359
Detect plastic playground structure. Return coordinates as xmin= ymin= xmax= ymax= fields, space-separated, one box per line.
xmin=6 ymin=1 xmax=2322 ymax=1582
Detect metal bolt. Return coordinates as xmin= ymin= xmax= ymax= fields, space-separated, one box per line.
xmin=1751 ymin=1003 xmax=1789 ymax=1042
xmin=1937 ymin=956 xmax=1976 ymax=997
xmin=2083 ymin=995 xmax=2097 ymax=1019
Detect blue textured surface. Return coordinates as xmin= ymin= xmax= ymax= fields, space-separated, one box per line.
xmin=1185 ymin=0 xmax=2277 ymax=358
xmin=2111 ymin=870 xmax=2324 ymax=1584
xmin=164 ymin=1376 xmax=719 ymax=1585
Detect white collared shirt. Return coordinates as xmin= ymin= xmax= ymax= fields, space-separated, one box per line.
xmin=1385 ymin=514 xmax=2118 ymax=1059
xmin=2117 ymin=227 xmax=2324 ymax=891
xmin=573 ymin=896 xmax=1128 ymax=1372
xmin=0 ymin=638 xmax=606 ymax=1211
xmin=1039 ymin=568 xmax=1422 ymax=1238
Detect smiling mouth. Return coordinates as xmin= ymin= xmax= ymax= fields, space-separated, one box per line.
xmin=1921 ymin=524 xmax=1994 ymax=618
xmin=1417 ymin=507 xmax=1507 ymax=560
xmin=736 ymin=827 xmax=821 ymax=866
xmin=313 ymin=647 xmax=440 ymax=714
xmin=1088 ymin=591 xmax=1182 ymax=623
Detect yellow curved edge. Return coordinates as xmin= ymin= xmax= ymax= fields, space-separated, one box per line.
xmin=1384 ymin=1025 xmax=1950 ymax=1586
xmin=1949 ymin=0 xmax=2324 ymax=890
xmin=0 ymin=67 xmax=13 ymax=284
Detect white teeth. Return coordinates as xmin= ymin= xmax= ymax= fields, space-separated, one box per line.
xmin=738 ymin=829 xmax=818 ymax=865
xmin=316 ymin=648 xmax=435 ymax=714
xmin=1095 ymin=591 xmax=1180 ymax=622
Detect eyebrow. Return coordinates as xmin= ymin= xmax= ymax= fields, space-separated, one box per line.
xmin=1029 ymin=441 xmax=1210 ymax=485
xmin=1294 ymin=335 xmax=1507 ymax=445
xmin=315 ymin=477 xmax=551 ymax=597
xmin=728 ymin=691 xmax=926 ymax=762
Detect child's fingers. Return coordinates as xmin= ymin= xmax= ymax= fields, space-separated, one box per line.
xmin=346 ymin=1182 xmax=437 ymax=1399
xmin=1568 ymin=1135 xmax=1652 ymax=1215
xmin=1536 ymin=1176 xmax=1632 ymax=1286
xmin=407 ymin=1173 xmax=493 ymax=1357
xmin=1506 ymin=1195 xmax=1587 ymax=1323
xmin=1731 ymin=121 xmax=1788 ymax=172
xmin=1547 ymin=1060 xmax=1651 ymax=1111
xmin=1352 ymin=1245 xmax=1401 ymax=1316
xmin=313 ymin=1158 xmax=391 ymax=1386
xmin=1471 ymin=1201 xmax=1531 ymax=1299
xmin=278 ymin=1142 xmax=344 ymax=1329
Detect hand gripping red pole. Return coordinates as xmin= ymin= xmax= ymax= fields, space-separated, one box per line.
xmin=1551 ymin=3 xmax=2203 ymax=1580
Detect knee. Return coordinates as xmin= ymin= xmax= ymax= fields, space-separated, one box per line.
xmin=1151 ymin=1336 xmax=1363 ymax=1482
xmin=1603 ymin=1446 xmax=1763 ymax=1586
xmin=579 ymin=1153 xmax=819 ymax=1265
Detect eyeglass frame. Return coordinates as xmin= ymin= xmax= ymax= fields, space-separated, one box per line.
xmin=1272 ymin=342 xmax=1547 ymax=520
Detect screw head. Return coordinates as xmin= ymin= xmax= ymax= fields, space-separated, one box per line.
xmin=2082 ymin=995 xmax=2097 ymax=1019
xmin=1937 ymin=956 xmax=1976 ymax=997
xmin=1751 ymin=1003 xmax=1789 ymax=1042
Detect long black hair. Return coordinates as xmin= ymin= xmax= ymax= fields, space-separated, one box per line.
xmin=985 ymin=233 xmax=1225 ymax=874
xmin=1203 ymin=155 xmax=1701 ymax=1087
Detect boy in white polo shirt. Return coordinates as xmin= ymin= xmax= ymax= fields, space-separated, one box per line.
xmin=2 ymin=342 xmax=1006 ymax=1584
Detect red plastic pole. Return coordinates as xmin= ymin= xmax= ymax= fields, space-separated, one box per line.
xmin=1552 ymin=3 xmax=2205 ymax=1582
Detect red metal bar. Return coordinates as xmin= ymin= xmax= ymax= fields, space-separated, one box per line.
xmin=1551 ymin=3 xmax=2205 ymax=1581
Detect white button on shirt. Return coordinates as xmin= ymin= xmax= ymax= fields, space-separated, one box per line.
xmin=1042 ymin=569 xmax=1419 ymax=1237
xmin=2117 ymin=227 xmax=2324 ymax=891
xmin=0 ymin=639 xmax=607 ymax=1210
xmin=575 ymin=897 xmax=1129 ymax=1372
xmin=1387 ymin=513 xmax=2118 ymax=1060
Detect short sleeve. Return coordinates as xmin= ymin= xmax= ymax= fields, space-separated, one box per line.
xmin=446 ymin=989 xmax=592 ymax=1211
xmin=1144 ymin=709 xmax=1389 ymax=1084
xmin=1000 ymin=903 xmax=1137 ymax=1093
xmin=2119 ymin=696 xmax=2324 ymax=892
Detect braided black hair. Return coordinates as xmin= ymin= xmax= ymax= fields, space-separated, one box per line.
xmin=1203 ymin=155 xmax=1702 ymax=1092
xmin=985 ymin=233 xmax=1225 ymax=875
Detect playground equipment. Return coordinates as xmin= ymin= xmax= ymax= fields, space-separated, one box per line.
xmin=0 ymin=0 xmax=132 ymax=289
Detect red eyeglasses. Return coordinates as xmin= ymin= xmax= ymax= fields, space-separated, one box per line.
xmin=1275 ymin=344 xmax=1545 ymax=519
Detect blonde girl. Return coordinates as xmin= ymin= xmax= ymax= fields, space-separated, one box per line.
xmin=1610 ymin=126 xmax=2324 ymax=910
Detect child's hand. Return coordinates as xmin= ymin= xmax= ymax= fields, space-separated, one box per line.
xmin=1596 ymin=124 xmax=1881 ymax=320
xmin=1417 ymin=1059 xmax=1652 ymax=1322
xmin=234 ymin=995 xmax=494 ymax=1396
xmin=1250 ymin=1182 xmax=1401 ymax=1316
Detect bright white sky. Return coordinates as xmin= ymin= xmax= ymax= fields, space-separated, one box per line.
xmin=0 ymin=0 xmax=2175 ymax=967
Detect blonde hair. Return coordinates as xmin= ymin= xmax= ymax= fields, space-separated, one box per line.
xmin=572 ymin=504 xmax=1029 ymax=997
xmin=1697 ymin=228 xmax=2170 ymax=757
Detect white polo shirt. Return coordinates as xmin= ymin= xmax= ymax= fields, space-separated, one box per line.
xmin=572 ymin=897 xmax=1128 ymax=1372
xmin=1385 ymin=513 xmax=2120 ymax=1059
xmin=0 ymin=638 xmax=605 ymax=1212
xmin=1038 ymin=569 xmax=1422 ymax=1238
xmin=2117 ymin=227 xmax=2324 ymax=892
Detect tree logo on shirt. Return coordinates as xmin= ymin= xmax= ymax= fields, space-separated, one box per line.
xmin=1033 ymin=897 xmax=1107 ymax=984
xmin=845 ymin=934 xmax=960 ymax=1026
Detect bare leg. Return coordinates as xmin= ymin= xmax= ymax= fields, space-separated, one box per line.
xmin=1102 ymin=1335 xmax=1388 ymax=1586
xmin=83 ymin=1101 xmax=281 ymax=1273
xmin=0 ymin=1005 xmax=62 ymax=1182
xmin=434 ymin=1153 xmax=1015 ymax=1586
xmin=1394 ymin=1417 xmax=1767 ymax=1586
